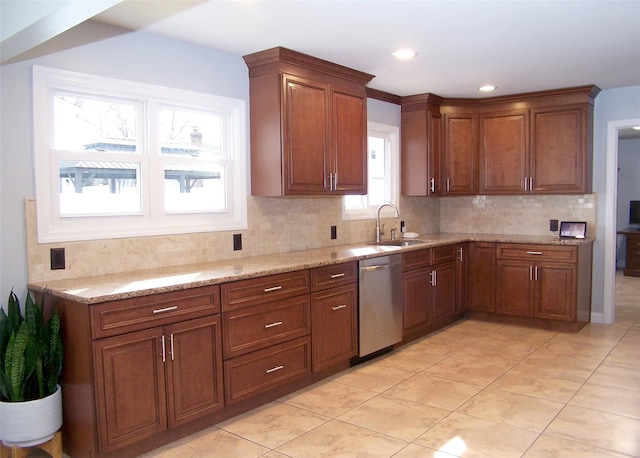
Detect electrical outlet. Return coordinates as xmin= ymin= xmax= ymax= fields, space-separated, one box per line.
xmin=233 ymin=233 xmax=242 ymax=251
xmin=50 ymin=248 xmax=65 ymax=270
xmin=550 ymin=219 xmax=559 ymax=232
xmin=330 ymin=225 xmax=337 ymax=240
xmin=400 ymin=220 xmax=405 ymax=233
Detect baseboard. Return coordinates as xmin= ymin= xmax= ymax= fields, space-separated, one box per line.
xmin=590 ymin=312 xmax=604 ymax=324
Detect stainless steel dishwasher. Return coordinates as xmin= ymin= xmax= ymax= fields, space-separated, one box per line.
xmin=358 ymin=254 xmax=403 ymax=357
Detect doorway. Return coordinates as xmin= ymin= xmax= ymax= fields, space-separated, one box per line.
xmin=604 ymin=119 xmax=640 ymax=324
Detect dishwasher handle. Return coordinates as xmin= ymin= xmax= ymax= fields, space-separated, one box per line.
xmin=360 ymin=264 xmax=393 ymax=273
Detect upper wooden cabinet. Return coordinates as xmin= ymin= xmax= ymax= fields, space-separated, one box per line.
xmin=479 ymin=109 xmax=529 ymax=194
xmin=442 ymin=110 xmax=479 ymax=195
xmin=401 ymin=85 xmax=599 ymax=196
xmin=243 ymin=47 xmax=374 ymax=196
xmin=401 ymin=94 xmax=443 ymax=196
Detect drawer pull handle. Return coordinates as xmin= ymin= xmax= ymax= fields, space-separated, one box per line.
xmin=153 ymin=305 xmax=178 ymax=314
xmin=526 ymin=251 xmax=543 ymax=255
xmin=266 ymin=365 xmax=284 ymax=374
xmin=264 ymin=286 xmax=283 ymax=292
xmin=330 ymin=272 xmax=346 ymax=278
xmin=332 ymin=304 xmax=347 ymax=311
xmin=264 ymin=321 xmax=283 ymax=329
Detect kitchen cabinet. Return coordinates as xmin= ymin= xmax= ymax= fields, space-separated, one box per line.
xmin=402 ymin=245 xmax=457 ymax=339
xmin=442 ymin=111 xmax=479 ymax=195
xmin=57 ymin=285 xmax=223 ymax=457
xmin=496 ymin=244 xmax=582 ymax=322
xmin=401 ymin=86 xmax=599 ymax=197
xmin=530 ymin=105 xmax=591 ymax=193
xmin=243 ymin=47 xmax=374 ymax=196
xmin=467 ymin=242 xmax=496 ymax=312
xmin=479 ymin=110 xmax=529 ymax=194
xmin=94 ymin=315 xmax=224 ymax=453
xmin=310 ymin=262 xmax=358 ymax=371
xmin=221 ymin=270 xmax=312 ymax=405
xmin=400 ymin=94 xmax=443 ymax=196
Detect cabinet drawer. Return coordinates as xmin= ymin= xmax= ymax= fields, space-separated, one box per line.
xmin=311 ymin=262 xmax=358 ymax=291
xmin=496 ymin=243 xmax=577 ymax=263
xmin=224 ymin=336 xmax=311 ymax=405
xmin=431 ymin=244 xmax=457 ymax=264
xmin=223 ymin=295 xmax=310 ymax=359
xmin=90 ymin=285 xmax=220 ymax=339
xmin=221 ymin=270 xmax=310 ymax=311
xmin=627 ymin=235 xmax=640 ymax=250
xmin=403 ymin=248 xmax=431 ymax=271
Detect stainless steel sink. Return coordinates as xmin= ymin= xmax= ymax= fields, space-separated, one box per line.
xmin=372 ymin=239 xmax=424 ymax=247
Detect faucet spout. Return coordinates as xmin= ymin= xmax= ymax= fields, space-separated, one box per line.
xmin=376 ymin=203 xmax=400 ymax=243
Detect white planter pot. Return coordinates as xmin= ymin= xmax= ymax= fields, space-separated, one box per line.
xmin=0 ymin=385 xmax=62 ymax=447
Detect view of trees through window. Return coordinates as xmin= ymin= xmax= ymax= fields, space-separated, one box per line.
xmin=53 ymin=94 xmax=227 ymax=216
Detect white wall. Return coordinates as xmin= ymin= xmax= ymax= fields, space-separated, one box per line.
xmin=0 ymin=21 xmax=250 ymax=301
xmin=592 ymin=85 xmax=640 ymax=319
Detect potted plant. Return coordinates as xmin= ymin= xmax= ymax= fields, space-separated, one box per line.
xmin=0 ymin=289 xmax=63 ymax=447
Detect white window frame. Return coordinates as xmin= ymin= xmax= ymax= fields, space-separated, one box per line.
xmin=342 ymin=121 xmax=400 ymax=220
xmin=33 ymin=66 xmax=247 ymax=243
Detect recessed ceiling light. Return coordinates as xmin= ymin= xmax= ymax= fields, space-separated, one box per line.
xmin=479 ymin=85 xmax=497 ymax=92
xmin=392 ymin=49 xmax=417 ymax=60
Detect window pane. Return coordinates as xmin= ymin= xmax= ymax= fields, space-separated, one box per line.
xmin=59 ymin=160 xmax=141 ymax=215
xmin=53 ymin=94 xmax=138 ymax=153
xmin=164 ymin=164 xmax=226 ymax=213
xmin=367 ymin=136 xmax=388 ymax=206
xmin=159 ymin=107 xmax=223 ymax=160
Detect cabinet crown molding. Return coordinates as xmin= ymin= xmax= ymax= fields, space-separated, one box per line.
xmin=243 ymin=46 xmax=374 ymax=85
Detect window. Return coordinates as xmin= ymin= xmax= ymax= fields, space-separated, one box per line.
xmin=343 ymin=122 xmax=399 ymax=219
xmin=33 ymin=66 xmax=247 ymax=243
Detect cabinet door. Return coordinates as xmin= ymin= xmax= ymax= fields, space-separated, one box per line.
xmin=332 ymin=89 xmax=367 ymax=194
xmin=93 ymin=329 xmax=167 ymax=454
xmin=468 ymin=242 xmax=496 ymax=312
xmin=496 ymin=260 xmax=535 ymax=317
xmin=432 ymin=262 xmax=457 ymax=323
xmin=283 ymin=75 xmax=330 ymax=195
xmin=535 ymin=263 xmax=576 ymax=321
xmin=530 ymin=105 xmax=586 ymax=193
xmin=401 ymin=108 xmax=441 ymax=196
xmin=443 ymin=113 xmax=478 ymax=195
xmin=403 ymin=267 xmax=432 ymax=335
xmin=480 ymin=110 xmax=529 ymax=194
xmin=455 ymin=243 xmax=469 ymax=314
xmin=311 ymin=284 xmax=358 ymax=371
xmin=165 ymin=316 xmax=224 ymax=428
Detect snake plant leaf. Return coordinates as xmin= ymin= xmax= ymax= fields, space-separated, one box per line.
xmin=7 ymin=290 xmax=23 ymax=333
xmin=5 ymin=323 xmax=29 ymax=401
xmin=46 ymin=310 xmax=63 ymax=393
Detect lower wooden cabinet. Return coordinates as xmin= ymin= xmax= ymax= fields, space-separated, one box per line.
xmin=311 ymin=284 xmax=358 ymax=371
xmin=468 ymin=242 xmax=496 ymax=312
xmin=310 ymin=262 xmax=358 ymax=371
xmin=224 ymin=336 xmax=311 ymax=405
xmin=93 ymin=315 xmax=224 ymax=454
xmin=402 ymin=246 xmax=457 ymax=340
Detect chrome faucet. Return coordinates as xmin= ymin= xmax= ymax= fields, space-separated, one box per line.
xmin=376 ymin=203 xmax=400 ymax=243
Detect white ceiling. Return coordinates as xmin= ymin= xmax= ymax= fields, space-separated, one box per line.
xmin=91 ymin=0 xmax=640 ymax=99
xmin=2 ymin=0 xmax=639 ymax=137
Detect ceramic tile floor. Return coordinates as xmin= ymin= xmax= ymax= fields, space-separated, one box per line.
xmin=133 ymin=271 xmax=640 ymax=458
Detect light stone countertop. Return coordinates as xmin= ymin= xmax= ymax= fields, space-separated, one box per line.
xmin=29 ymin=233 xmax=593 ymax=305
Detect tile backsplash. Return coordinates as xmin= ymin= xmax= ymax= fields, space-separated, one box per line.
xmin=26 ymin=193 xmax=595 ymax=283
xmin=439 ymin=194 xmax=596 ymax=236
